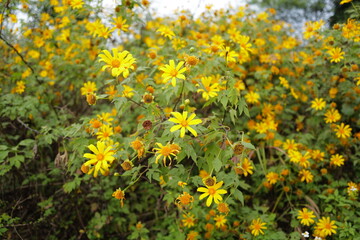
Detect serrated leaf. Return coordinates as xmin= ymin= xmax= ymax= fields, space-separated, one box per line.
xmin=229 ymin=109 xmax=237 ymax=125
xmin=213 ymin=158 xmax=222 ymax=172
xmin=233 ymin=189 xmax=244 ymax=206
xmin=9 ymin=155 xmax=25 ymax=168
xmin=241 ymin=141 xmax=255 ymax=150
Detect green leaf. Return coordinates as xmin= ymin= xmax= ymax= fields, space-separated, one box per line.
xmin=242 ymin=141 xmax=255 ymax=150
xmin=63 ymin=176 xmax=81 ymax=193
xmin=9 ymin=155 xmax=25 ymax=168
xmin=229 ymin=109 xmax=237 ymax=125
xmin=18 ymin=139 xmax=35 ymax=147
xmin=232 ymin=189 xmax=244 ymax=206
xmin=0 ymin=151 xmax=9 ymax=161
xmin=213 ymin=158 xmax=222 ymax=172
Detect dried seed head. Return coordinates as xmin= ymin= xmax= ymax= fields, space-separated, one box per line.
xmin=121 ymin=160 xmax=133 ymax=171
xmin=204 ymin=177 xmax=215 ymax=187
xmin=233 ymin=143 xmax=244 ymax=155
xmin=142 ymin=120 xmax=152 ymax=130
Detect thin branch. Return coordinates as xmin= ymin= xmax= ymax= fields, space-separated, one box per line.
xmin=0 ymin=34 xmax=42 ymax=85
xmin=17 ymin=117 xmax=39 ymax=134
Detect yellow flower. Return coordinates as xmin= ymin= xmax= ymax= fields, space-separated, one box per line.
xmin=249 ymin=218 xmax=267 ymax=236
xmin=98 ymin=49 xmax=136 ymax=78
xmin=340 ymin=0 xmax=352 ymax=4
xmin=297 ymin=208 xmax=316 ymax=226
xmin=315 ymin=217 xmax=337 ymax=237
xmin=311 ymin=98 xmax=326 ymax=111
xmin=130 ymin=138 xmax=145 ymax=158
xmin=245 ymin=91 xmax=260 ymax=104
xmin=159 ymin=60 xmax=186 ymax=87
xmin=219 ymin=46 xmax=238 ymax=63
xmin=80 ymin=81 xmax=97 ymax=95
xmin=69 ymin=0 xmax=83 ymax=9
xmin=283 ymin=139 xmax=298 ymax=151
xmin=153 ymin=142 xmax=180 ymax=165
xmin=330 ymin=154 xmax=345 ymax=167
xmin=111 ymin=16 xmax=129 ymax=34
xmin=168 ymin=111 xmax=202 ymax=138
xmin=197 ymin=76 xmax=220 ymax=100
xmin=83 ymin=141 xmax=115 ymax=177
xmin=324 ymin=108 xmax=341 ymax=123
xmin=121 ymin=84 xmax=134 ymax=98
xmin=234 ymin=158 xmax=254 ymax=177
xmin=197 ymin=181 xmax=227 ymax=207
xmin=186 ymin=231 xmax=199 ymax=240
xmin=96 ymin=125 xmax=114 ymax=141
xmin=266 ymin=172 xmax=279 ymax=185
xmin=156 ymin=25 xmax=175 ymax=39
xmin=334 ymin=123 xmax=352 ymax=139
xmin=327 ymin=47 xmax=344 ymax=63
xmin=182 ymin=213 xmax=196 ymax=228
xmin=112 ymin=188 xmax=125 ymax=207
xmin=175 ymin=192 xmax=194 ymax=208
xmin=279 ymin=77 xmax=290 ymax=89
xmin=298 ymin=169 xmax=314 ymax=183
xmin=214 ymin=215 xmax=227 ymax=228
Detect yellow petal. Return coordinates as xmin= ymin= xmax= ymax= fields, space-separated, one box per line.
xmin=170 ymin=125 xmax=182 ymax=132
xmin=206 ymin=195 xmax=213 ymax=206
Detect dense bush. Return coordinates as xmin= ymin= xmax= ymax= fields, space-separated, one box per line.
xmin=0 ymin=0 xmax=359 ymax=239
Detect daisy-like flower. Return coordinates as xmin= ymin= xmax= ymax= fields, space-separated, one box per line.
xmin=111 ymin=16 xmax=129 ymax=34
xmin=96 ymin=125 xmax=114 ymax=141
xmin=159 ymin=60 xmax=186 ymax=87
xmin=219 ymin=46 xmax=238 ymax=63
xmin=112 ymin=188 xmax=125 ymax=207
xmin=182 ymin=213 xmax=196 ymax=228
xmin=297 ymin=208 xmax=316 ymax=226
xmin=168 ymin=111 xmax=202 ymax=138
xmin=298 ymin=169 xmax=314 ymax=183
xmin=324 ymin=108 xmax=341 ymax=123
xmin=234 ymin=158 xmax=254 ymax=177
xmin=81 ymin=81 xmax=97 ymax=95
xmin=214 ymin=215 xmax=227 ymax=228
xmin=315 ymin=217 xmax=337 ymax=237
xmin=156 ymin=25 xmax=175 ymax=39
xmin=266 ymin=172 xmax=279 ymax=185
xmin=245 ymin=91 xmax=260 ymax=104
xmin=334 ymin=123 xmax=352 ymax=139
xmin=153 ymin=142 xmax=180 ymax=165
xmin=197 ymin=76 xmax=220 ymax=100
xmin=197 ymin=181 xmax=227 ymax=207
xmin=83 ymin=141 xmax=115 ymax=177
xmin=311 ymin=98 xmax=326 ymax=111
xmin=249 ymin=218 xmax=267 ymax=236
xmin=327 ymin=47 xmax=345 ymax=63
xmin=98 ymin=49 xmax=136 ymax=78
xmin=175 ymin=192 xmax=194 ymax=208
xmin=330 ymin=154 xmax=345 ymax=167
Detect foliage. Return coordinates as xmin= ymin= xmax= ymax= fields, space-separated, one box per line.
xmin=0 ymin=0 xmax=360 ymax=239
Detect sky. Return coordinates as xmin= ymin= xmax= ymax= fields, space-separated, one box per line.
xmin=102 ymin=0 xmax=247 ymax=18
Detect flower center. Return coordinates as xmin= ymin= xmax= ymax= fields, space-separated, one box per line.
xmin=170 ymin=69 xmax=178 ymax=77
xmin=160 ymin=146 xmax=172 ymax=156
xmin=181 ymin=120 xmax=188 ymax=127
xmin=208 ymin=188 xmax=216 ymax=196
xmin=97 ymin=153 xmax=104 ymax=161
xmin=253 ymin=224 xmax=261 ymax=230
xmin=112 ymin=59 xmax=121 ymax=68
xmin=324 ymin=223 xmax=332 ymax=230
